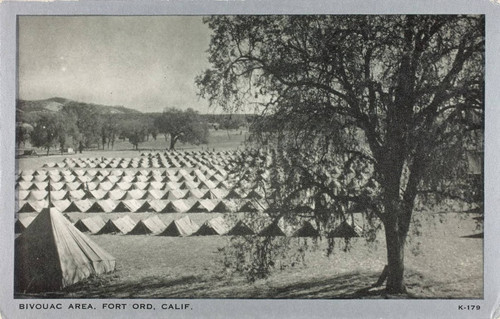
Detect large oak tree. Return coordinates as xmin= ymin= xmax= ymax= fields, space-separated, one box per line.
xmin=197 ymin=15 xmax=484 ymax=294
xmin=154 ymin=108 xmax=209 ymax=150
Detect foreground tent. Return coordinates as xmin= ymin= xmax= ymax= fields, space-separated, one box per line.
xmin=193 ymin=216 xmax=230 ymax=236
xmin=14 ymin=208 xmax=116 ymax=292
xmin=15 ymin=216 xmax=36 ymax=233
xmin=159 ymin=216 xmax=199 ymax=236
xmin=128 ymin=215 xmax=166 ymax=235
xmin=226 ymin=220 xmax=255 ymax=236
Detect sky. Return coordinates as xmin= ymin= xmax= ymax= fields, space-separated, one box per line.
xmin=18 ymin=16 xmax=217 ymax=113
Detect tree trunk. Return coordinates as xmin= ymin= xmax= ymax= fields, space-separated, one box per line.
xmin=384 ymin=218 xmax=406 ymax=294
xmin=169 ymin=135 xmax=178 ymax=150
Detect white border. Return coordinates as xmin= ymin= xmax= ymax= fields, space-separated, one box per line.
xmin=1 ymin=1 xmax=499 ymax=318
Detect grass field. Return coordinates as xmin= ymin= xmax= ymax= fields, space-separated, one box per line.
xmin=50 ymin=212 xmax=480 ymax=299
xmin=14 ymin=130 xmax=483 ymax=299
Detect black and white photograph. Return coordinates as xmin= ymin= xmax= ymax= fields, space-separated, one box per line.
xmin=1 ymin=1 xmax=499 ymax=318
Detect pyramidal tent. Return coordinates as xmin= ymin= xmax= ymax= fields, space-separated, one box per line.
xmin=14 ymin=208 xmax=116 ymax=292
xmin=128 ymin=215 xmax=166 ymax=235
xmin=51 ymin=200 xmax=71 ymax=213
xmin=211 ymin=200 xmax=232 ymax=213
xmin=186 ymin=200 xmax=214 ymax=213
xmin=239 ymin=200 xmax=260 ymax=213
xmin=327 ymin=220 xmax=362 ymax=238
xmin=74 ymin=216 xmax=106 ymax=234
xmin=226 ymin=220 xmax=255 ymax=236
xmin=112 ymin=201 xmax=133 ymax=213
xmin=193 ymin=216 xmax=230 ymax=236
xmin=292 ymin=221 xmax=319 ymax=237
xmin=97 ymin=216 xmax=136 ymax=234
xmin=17 ymin=201 xmax=38 ymax=213
xmin=258 ymin=222 xmax=286 ymax=237
xmin=86 ymin=201 xmax=107 ymax=213
xmin=159 ymin=216 xmax=199 ymax=236
xmin=136 ymin=201 xmax=155 ymax=213
xmin=149 ymin=200 xmax=167 ymax=213
xmin=160 ymin=200 xmax=190 ymax=213
xmin=15 ymin=216 xmax=36 ymax=233
xmin=74 ymin=199 xmax=92 ymax=213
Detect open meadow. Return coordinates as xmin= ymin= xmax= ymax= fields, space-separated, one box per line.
xmin=14 ymin=131 xmax=483 ymax=299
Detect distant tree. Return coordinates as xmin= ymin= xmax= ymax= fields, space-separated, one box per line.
xmin=61 ymin=102 xmax=102 ymax=148
xmin=154 ymin=108 xmax=209 ymax=150
xmin=119 ymin=119 xmax=147 ymax=150
xmin=30 ymin=112 xmax=67 ymax=155
xmin=144 ymin=115 xmax=158 ymax=141
xmin=221 ymin=115 xmax=244 ymax=130
xmin=197 ymin=15 xmax=484 ymax=294
xmin=150 ymin=127 xmax=159 ymax=141
xmin=219 ymin=115 xmax=245 ymax=139
xmin=15 ymin=122 xmax=33 ymax=149
xmin=100 ymin=113 xmax=119 ymax=149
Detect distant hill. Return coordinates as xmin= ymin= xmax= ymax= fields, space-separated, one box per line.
xmin=17 ymin=97 xmax=141 ymax=117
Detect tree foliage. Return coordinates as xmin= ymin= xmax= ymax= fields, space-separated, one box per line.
xmin=154 ymin=108 xmax=209 ymax=149
xmin=60 ymin=102 xmax=102 ymax=148
xmin=15 ymin=122 xmax=33 ymax=149
xmin=29 ymin=112 xmax=67 ymax=155
xmin=117 ymin=118 xmax=148 ymax=150
xmin=197 ymin=15 xmax=484 ymax=294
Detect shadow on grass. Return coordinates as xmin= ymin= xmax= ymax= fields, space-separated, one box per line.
xmin=15 ymin=269 xmax=478 ymax=299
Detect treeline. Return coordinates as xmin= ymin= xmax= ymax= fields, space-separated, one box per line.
xmin=16 ymin=100 xmax=252 ymax=155
xmin=203 ymin=114 xmax=255 ymax=130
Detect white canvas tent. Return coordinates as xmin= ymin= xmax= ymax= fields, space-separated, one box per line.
xmin=128 ymin=215 xmax=166 ymax=235
xmin=15 ymin=216 xmax=36 ymax=233
xmin=96 ymin=216 xmax=136 ymax=234
xmin=226 ymin=220 xmax=255 ymax=236
xmin=14 ymin=208 xmax=116 ymax=292
xmin=193 ymin=216 xmax=230 ymax=236
xmin=74 ymin=216 xmax=106 ymax=234
xmin=159 ymin=216 xmax=199 ymax=236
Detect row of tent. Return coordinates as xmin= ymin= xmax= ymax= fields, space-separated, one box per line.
xmin=42 ymin=152 xmax=241 ymax=169
xmin=16 ymin=213 xmax=362 ymax=238
xmin=16 ymin=179 xmax=230 ymax=191
xmin=17 ymin=187 xmax=260 ymax=202
xmin=18 ymin=171 xmax=228 ymax=182
xmin=37 ymin=148 xmax=269 ymax=170
xmin=17 ymin=199 xmax=266 ymax=214
xmin=17 ymin=178 xmax=232 ymax=191
xmin=18 ymin=188 xmax=234 ymax=200
xmin=140 ymin=150 xmax=238 ymax=157
xmin=19 ymin=167 xmax=229 ymax=181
